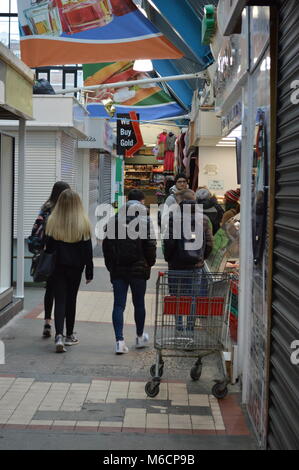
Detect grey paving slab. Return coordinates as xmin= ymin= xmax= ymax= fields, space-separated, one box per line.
xmin=0 ymin=428 xmax=257 ymax=450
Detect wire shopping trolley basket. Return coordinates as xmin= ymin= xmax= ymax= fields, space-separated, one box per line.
xmin=145 ymin=270 xmax=232 ymax=399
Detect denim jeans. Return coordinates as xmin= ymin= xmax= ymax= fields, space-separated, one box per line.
xmin=168 ymin=268 xmax=207 ymax=331
xmin=112 ymin=278 xmax=147 ymax=341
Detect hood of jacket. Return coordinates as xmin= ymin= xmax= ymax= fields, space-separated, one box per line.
xmin=169 ymin=185 xmax=179 ymax=195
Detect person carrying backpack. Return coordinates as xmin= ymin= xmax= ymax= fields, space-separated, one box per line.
xmin=102 ymin=189 xmax=157 ymax=354
xmin=28 ymin=181 xmax=70 ymax=338
xmin=163 ymin=190 xmax=213 ymax=331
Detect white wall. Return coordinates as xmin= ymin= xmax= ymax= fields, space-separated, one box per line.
xmin=198 ymin=146 xmax=239 ymax=197
xmin=139 ymin=123 xmax=181 ymax=146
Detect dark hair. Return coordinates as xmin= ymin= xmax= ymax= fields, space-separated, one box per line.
xmin=127 ymin=189 xmax=145 ymax=202
xmin=174 ymin=173 xmax=187 ymax=183
xmin=43 ymin=181 xmax=71 ymax=210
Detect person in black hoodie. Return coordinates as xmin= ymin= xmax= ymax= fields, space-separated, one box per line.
xmin=45 ymin=189 xmax=93 ymax=353
xmin=102 ymin=189 xmax=156 ymax=354
xmin=163 ymin=190 xmax=213 ymax=331
xmin=195 ymin=188 xmax=224 ymax=235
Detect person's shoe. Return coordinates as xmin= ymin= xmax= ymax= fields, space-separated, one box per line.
xmin=136 ymin=333 xmax=149 ymax=349
xmin=42 ymin=323 xmax=51 ymax=338
xmin=115 ymin=340 xmax=129 ymax=355
xmin=64 ymin=333 xmax=79 ymax=346
xmin=55 ymin=334 xmax=66 ymax=353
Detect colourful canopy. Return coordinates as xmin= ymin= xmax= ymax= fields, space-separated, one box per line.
xmin=17 ymin=0 xmax=182 ymax=67
xmin=83 ymin=61 xmax=186 ymax=121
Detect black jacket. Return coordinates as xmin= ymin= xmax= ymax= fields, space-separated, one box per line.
xmin=163 ymin=200 xmax=213 ymax=270
xmin=201 ymin=198 xmax=224 ymax=235
xmin=45 ymin=236 xmax=94 ymax=280
xmin=102 ymin=202 xmax=156 ymax=281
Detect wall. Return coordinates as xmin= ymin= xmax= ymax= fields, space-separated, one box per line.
xmin=139 ymin=122 xmax=181 ymax=146
xmin=198 ymin=146 xmax=238 ymax=196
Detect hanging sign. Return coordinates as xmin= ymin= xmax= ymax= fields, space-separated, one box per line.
xmin=116 ymin=111 xmax=143 ymax=157
xmin=16 ymin=0 xmax=182 ymax=67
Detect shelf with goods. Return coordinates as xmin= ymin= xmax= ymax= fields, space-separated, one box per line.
xmin=124 ymin=163 xmax=164 ymax=204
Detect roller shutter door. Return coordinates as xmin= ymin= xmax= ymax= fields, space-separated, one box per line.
xmin=89 ymin=149 xmax=100 ymax=236
xmin=13 ymin=131 xmax=56 ymax=237
xmin=268 ymin=0 xmax=299 ymax=450
xmin=61 ymin=132 xmax=77 ymax=190
xmin=100 ymin=153 xmax=111 ymax=205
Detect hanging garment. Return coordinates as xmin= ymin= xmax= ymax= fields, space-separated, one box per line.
xmin=166 ymin=133 xmax=177 ymax=152
xmin=157 ymin=132 xmax=167 ymax=158
xmin=164 ymin=151 xmax=174 ymax=172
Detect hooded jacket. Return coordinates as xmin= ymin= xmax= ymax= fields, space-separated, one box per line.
xmin=200 ymin=198 xmax=223 ymax=235
xmin=102 ymin=200 xmax=156 ymax=281
xmin=163 ymin=200 xmax=213 ymax=270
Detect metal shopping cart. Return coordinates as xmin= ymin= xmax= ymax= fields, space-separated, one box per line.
xmin=145 ymin=270 xmax=232 ymax=399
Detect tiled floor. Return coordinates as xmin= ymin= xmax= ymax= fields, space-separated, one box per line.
xmin=33 ymin=291 xmax=157 ymax=326
xmin=0 ymin=375 xmax=248 ymax=435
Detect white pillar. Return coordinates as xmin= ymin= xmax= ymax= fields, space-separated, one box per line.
xmin=16 ymin=118 xmax=26 ymax=298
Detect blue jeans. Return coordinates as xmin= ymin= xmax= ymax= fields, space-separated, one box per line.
xmin=168 ymin=268 xmax=207 ymax=331
xmin=112 ymin=278 xmax=147 ymax=341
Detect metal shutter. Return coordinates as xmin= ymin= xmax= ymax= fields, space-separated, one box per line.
xmin=61 ymin=132 xmax=77 ymax=190
xmin=100 ymin=153 xmax=111 ymax=205
xmin=268 ymin=0 xmax=299 ymax=450
xmin=89 ymin=149 xmax=99 ymax=235
xmin=13 ymin=131 xmax=56 ymax=237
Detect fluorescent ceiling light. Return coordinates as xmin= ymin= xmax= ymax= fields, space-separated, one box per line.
xmin=133 ymin=59 xmax=153 ymax=72
xmin=216 ymin=144 xmax=236 ymax=147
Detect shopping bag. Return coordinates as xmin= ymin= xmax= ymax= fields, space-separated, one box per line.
xmin=33 ymin=250 xmax=56 ymax=282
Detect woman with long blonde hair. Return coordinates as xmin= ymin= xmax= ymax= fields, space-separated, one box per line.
xmin=45 ymin=189 xmax=93 ymax=353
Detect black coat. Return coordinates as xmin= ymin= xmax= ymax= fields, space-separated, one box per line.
xmin=163 ymin=201 xmax=213 ymax=270
xmin=102 ymin=204 xmax=156 ymax=281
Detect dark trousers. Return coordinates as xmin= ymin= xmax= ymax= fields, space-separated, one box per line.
xmin=44 ymin=277 xmax=54 ymax=320
xmin=52 ymin=266 xmax=82 ymax=337
xmin=112 ymin=278 xmax=147 ymax=341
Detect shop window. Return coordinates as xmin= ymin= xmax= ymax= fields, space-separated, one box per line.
xmin=0 ymin=17 xmax=10 ymax=47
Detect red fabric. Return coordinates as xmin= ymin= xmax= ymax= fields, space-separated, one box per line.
xmin=164 ymin=151 xmax=174 ymax=172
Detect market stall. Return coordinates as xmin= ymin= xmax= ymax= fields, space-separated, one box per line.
xmin=124 ymin=149 xmax=164 ymax=205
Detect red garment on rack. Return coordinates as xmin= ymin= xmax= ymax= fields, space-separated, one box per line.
xmin=164 ymin=150 xmax=174 ymax=172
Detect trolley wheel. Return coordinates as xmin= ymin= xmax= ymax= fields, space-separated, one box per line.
xmin=212 ymin=383 xmax=228 ymax=399
xmin=190 ymin=364 xmax=202 ymax=381
xmin=150 ymin=364 xmax=164 ymax=378
xmin=145 ymin=381 xmax=160 ymax=398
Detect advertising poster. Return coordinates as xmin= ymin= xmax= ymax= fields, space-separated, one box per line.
xmin=83 ymin=61 xmax=185 ymax=121
xmin=116 ymin=112 xmax=143 ymax=157
xmin=17 ymin=0 xmax=182 ymax=67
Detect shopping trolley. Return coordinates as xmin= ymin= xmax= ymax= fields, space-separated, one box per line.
xmin=145 ymin=270 xmax=232 ymax=399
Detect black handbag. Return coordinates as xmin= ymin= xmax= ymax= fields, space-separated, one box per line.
xmin=30 ymin=253 xmax=40 ymax=277
xmin=33 ymin=250 xmax=56 ymax=282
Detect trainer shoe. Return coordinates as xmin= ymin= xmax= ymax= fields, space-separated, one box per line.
xmin=42 ymin=323 xmax=51 ymax=338
xmin=136 ymin=332 xmax=149 ymax=349
xmin=64 ymin=333 xmax=79 ymax=346
xmin=115 ymin=340 xmax=129 ymax=355
xmin=55 ymin=334 xmax=66 ymax=353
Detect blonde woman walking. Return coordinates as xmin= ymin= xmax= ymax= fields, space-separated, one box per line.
xmin=45 ymin=189 xmax=93 ymax=353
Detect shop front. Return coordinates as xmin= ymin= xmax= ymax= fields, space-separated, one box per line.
xmin=0 ymin=43 xmax=34 ymax=326
xmin=1 ymin=95 xmax=89 ymax=283
xmin=78 ymin=118 xmax=116 ymax=245
xmin=213 ymin=0 xmax=299 ymax=450
xmin=124 ymin=148 xmax=163 ymax=205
